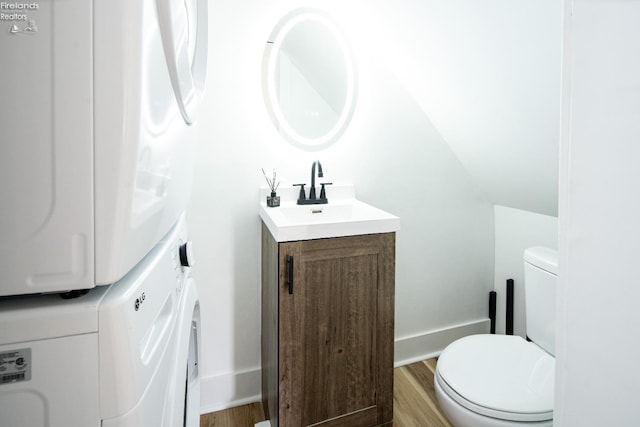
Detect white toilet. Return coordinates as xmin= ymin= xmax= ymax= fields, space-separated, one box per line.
xmin=435 ymin=247 xmax=557 ymax=427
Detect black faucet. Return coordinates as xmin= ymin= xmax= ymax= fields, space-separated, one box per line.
xmin=294 ymin=161 xmax=332 ymax=205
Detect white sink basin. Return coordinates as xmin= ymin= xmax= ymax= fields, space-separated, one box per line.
xmin=259 ymin=186 xmax=400 ymax=242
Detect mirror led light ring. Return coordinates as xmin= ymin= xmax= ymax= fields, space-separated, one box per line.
xmin=264 ymin=8 xmax=357 ymax=150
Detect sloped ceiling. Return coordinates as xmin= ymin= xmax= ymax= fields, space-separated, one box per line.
xmin=367 ymin=0 xmax=562 ymax=216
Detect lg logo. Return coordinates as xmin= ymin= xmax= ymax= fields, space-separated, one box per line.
xmin=134 ymin=292 xmax=146 ymax=311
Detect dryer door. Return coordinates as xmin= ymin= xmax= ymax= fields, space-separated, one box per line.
xmin=93 ymin=0 xmax=208 ymax=287
xmin=156 ymin=0 xmax=208 ymax=125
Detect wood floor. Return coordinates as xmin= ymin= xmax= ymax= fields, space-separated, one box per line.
xmin=200 ymin=358 xmax=452 ymax=427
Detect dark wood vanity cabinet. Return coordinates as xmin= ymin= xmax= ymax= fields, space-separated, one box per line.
xmin=261 ymin=224 xmax=396 ymax=427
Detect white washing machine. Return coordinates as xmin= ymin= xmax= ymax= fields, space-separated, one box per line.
xmin=0 ymin=214 xmax=200 ymax=427
xmin=0 ymin=0 xmax=208 ymax=296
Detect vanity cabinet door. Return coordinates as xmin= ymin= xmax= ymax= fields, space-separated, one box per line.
xmin=278 ymin=233 xmax=395 ymax=427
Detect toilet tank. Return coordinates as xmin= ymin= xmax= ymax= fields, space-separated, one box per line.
xmin=524 ymin=246 xmax=558 ymax=356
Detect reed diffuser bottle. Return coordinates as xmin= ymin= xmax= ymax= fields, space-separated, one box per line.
xmin=262 ymin=168 xmax=280 ymax=207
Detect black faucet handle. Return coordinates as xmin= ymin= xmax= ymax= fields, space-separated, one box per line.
xmin=293 ymin=183 xmax=306 ymax=202
xmin=319 ymin=182 xmax=332 ymax=201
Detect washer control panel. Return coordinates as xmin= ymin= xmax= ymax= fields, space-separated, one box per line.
xmin=179 ymin=242 xmax=195 ymax=267
xmin=172 ymin=240 xmax=194 ymax=274
xmin=170 ymin=220 xmax=194 ymax=301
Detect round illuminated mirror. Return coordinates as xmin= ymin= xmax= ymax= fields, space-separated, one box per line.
xmin=263 ymin=8 xmax=357 ymax=150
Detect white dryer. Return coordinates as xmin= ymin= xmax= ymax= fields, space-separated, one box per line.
xmin=0 ymin=214 xmax=200 ymax=427
xmin=0 ymin=0 xmax=208 ymax=296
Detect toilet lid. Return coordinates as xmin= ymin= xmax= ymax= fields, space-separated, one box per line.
xmin=437 ymin=334 xmax=554 ymax=422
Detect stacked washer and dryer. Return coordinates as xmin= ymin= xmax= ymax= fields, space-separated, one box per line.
xmin=0 ymin=0 xmax=207 ymax=426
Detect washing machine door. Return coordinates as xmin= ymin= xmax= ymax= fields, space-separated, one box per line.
xmin=156 ymin=0 xmax=208 ymax=125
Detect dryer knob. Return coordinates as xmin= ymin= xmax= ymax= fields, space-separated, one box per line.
xmin=179 ymin=242 xmax=195 ymax=267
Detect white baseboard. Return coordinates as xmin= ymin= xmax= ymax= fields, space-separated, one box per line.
xmin=199 ymin=367 xmax=262 ymax=415
xmin=394 ymin=318 xmax=491 ymax=367
xmin=201 ymin=318 xmax=491 ymax=413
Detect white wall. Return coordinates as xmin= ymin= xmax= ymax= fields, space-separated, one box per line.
xmin=556 ymin=1 xmax=640 ymax=425
xmin=188 ymin=0 xmax=561 ymax=412
xmin=370 ymin=0 xmax=562 ymax=216
xmin=372 ymin=0 xmax=562 ymax=347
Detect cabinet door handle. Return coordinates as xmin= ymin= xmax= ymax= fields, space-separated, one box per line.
xmin=287 ymin=255 xmax=294 ymax=294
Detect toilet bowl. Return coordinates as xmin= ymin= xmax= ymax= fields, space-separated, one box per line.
xmin=435 ymin=247 xmax=558 ymax=427
xmin=435 ymin=334 xmax=554 ymax=427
